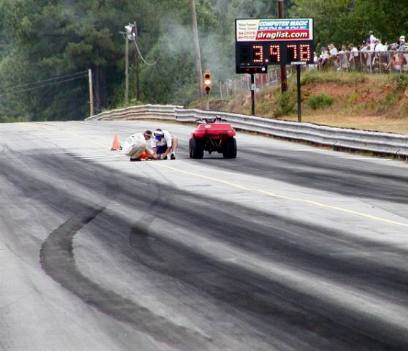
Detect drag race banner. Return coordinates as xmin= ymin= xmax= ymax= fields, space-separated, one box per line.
xmin=236 ymin=18 xmax=313 ymax=42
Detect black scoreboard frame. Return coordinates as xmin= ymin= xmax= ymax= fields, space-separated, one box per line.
xmin=235 ymin=18 xmax=314 ymax=74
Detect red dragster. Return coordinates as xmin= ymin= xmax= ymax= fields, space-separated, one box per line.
xmin=189 ymin=118 xmax=237 ymax=159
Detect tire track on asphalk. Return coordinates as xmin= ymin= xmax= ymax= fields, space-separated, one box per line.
xmin=37 ymin=154 xmax=211 ymax=351
xmin=128 ymin=164 xmax=178 ymax=262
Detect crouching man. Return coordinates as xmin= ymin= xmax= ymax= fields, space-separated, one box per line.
xmin=152 ymin=129 xmax=178 ymax=160
xmin=122 ymin=130 xmax=157 ymax=161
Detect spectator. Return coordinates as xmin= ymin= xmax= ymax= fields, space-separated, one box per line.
xmin=152 ymin=129 xmax=178 ymax=160
xmin=328 ymin=43 xmax=338 ymax=57
xmin=390 ymin=43 xmax=399 ymax=51
xmin=338 ymin=45 xmax=349 ymax=70
xmin=313 ymin=51 xmax=319 ymax=64
xmin=348 ymin=44 xmax=360 ymax=70
xmin=327 ymin=44 xmax=339 ymax=69
xmin=398 ymin=36 xmax=407 ymax=52
xmin=367 ymin=31 xmax=377 ymax=45
xmin=360 ymin=43 xmax=369 ymax=52
xmin=359 ymin=43 xmax=372 ymax=70
xmin=374 ymin=39 xmax=387 ymax=52
xmin=349 ymin=44 xmax=359 ymax=57
xmin=389 ymin=52 xmax=407 ymax=71
xmin=372 ymin=39 xmax=388 ymax=71
xmin=318 ymin=47 xmax=329 ymax=69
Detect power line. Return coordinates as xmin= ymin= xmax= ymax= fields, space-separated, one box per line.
xmin=0 ymin=74 xmax=87 ymax=98
xmin=0 ymin=71 xmax=88 ymax=92
xmin=132 ymin=38 xmax=157 ymax=66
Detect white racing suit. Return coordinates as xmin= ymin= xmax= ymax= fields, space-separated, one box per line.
xmin=122 ymin=133 xmax=147 ymax=159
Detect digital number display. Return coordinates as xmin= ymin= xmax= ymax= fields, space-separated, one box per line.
xmin=236 ymin=42 xmax=314 ymax=73
xmin=235 ymin=18 xmax=314 ymax=74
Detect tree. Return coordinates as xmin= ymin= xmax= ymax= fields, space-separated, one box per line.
xmin=290 ymin=0 xmax=408 ymax=48
xmin=0 ymin=0 xmax=160 ymax=120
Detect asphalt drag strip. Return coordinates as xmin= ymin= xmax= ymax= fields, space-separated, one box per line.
xmin=1 ymin=150 xmax=407 ymax=349
xmin=1 ymin=121 xmax=408 ymax=351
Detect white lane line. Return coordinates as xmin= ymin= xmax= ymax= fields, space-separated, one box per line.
xmin=155 ymin=163 xmax=408 ymax=229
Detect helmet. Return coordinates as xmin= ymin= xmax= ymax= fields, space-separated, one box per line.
xmin=154 ymin=129 xmax=164 ymax=140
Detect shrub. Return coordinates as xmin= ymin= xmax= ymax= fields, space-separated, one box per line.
xmin=390 ymin=74 xmax=408 ymax=91
xmin=274 ymin=92 xmax=295 ymax=117
xmin=308 ymin=94 xmax=334 ymax=110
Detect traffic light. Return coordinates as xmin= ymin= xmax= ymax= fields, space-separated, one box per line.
xmin=203 ymin=71 xmax=212 ymax=95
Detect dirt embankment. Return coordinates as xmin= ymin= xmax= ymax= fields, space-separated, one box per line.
xmin=200 ymin=72 xmax=408 ymax=134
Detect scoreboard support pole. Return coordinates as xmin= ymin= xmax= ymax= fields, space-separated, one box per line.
xmin=251 ymin=73 xmax=255 ymax=116
xmin=296 ymin=64 xmax=302 ymax=122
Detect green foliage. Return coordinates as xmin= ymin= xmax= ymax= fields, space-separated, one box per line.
xmin=0 ymin=0 xmax=161 ymax=121
xmin=0 ymin=115 xmax=26 ymax=123
xmin=390 ymin=74 xmax=408 ymax=91
xmin=308 ymin=94 xmax=334 ymax=110
xmin=301 ymin=70 xmax=367 ymax=85
xmin=291 ymin=0 xmax=408 ymax=48
xmin=274 ymin=92 xmax=295 ymax=117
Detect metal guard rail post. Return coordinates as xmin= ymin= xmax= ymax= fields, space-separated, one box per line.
xmin=86 ymin=104 xmax=408 ymax=158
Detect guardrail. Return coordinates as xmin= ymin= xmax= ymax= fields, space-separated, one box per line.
xmin=86 ymin=104 xmax=182 ymax=121
xmin=86 ymin=104 xmax=408 ymax=158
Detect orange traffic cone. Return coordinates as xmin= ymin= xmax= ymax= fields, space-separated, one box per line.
xmin=111 ymin=135 xmax=121 ymax=151
xmin=139 ymin=150 xmax=148 ymax=160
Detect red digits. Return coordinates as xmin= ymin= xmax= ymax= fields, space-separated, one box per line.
xmin=253 ymin=45 xmax=264 ymax=63
xmin=269 ymin=45 xmax=281 ymax=63
xmin=287 ymin=44 xmax=298 ymax=61
xmin=300 ymin=44 xmax=311 ymax=62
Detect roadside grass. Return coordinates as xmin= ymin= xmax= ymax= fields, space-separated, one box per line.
xmin=301 ymin=70 xmax=368 ymax=85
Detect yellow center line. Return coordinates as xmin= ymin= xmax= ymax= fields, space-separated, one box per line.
xmin=156 ymin=163 xmax=408 ymax=229
xmin=31 ymin=123 xmax=408 ymax=228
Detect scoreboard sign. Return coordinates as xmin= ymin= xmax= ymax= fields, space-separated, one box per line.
xmin=236 ymin=18 xmax=314 ymax=73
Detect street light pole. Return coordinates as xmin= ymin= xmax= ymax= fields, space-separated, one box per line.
xmin=191 ymin=0 xmax=204 ymax=97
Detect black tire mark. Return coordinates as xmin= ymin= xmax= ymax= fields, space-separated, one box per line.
xmin=124 ymin=226 xmax=408 ymax=351
xmin=3 ymin=149 xmax=404 ymax=350
xmin=129 ymin=165 xmax=178 ymax=263
xmin=36 ymin=154 xmax=211 ymax=350
xmin=40 ymin=205 xmax=211 ymax=351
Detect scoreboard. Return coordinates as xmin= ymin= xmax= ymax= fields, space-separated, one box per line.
xmin=236 ymin=18 xmax=314 ymax=73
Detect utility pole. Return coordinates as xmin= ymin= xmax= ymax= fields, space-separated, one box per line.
xmin=133 ymin=21 xmax=140 ymax=101
xmin=277 ymin=0 xmax=288 ymax=92
xmin=88 ymin=68 xmax=94 ymax=117
xmin=191 ymin=0 xmax=204 ymax=96
xmin=125 ymin=34 xmax=129 ymax=105
xmin=135 ymin=48 xmax=140 ymax=101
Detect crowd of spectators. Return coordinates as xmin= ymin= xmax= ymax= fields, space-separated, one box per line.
xmin=316 ymin=32 xmax=408 ymax=72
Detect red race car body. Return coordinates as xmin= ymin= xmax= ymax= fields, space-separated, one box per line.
xmin=189 ymin=119 xmax=237 ymax=159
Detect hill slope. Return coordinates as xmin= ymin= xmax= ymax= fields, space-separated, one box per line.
xmin=201 ymin=72 xmax=408 ymax=135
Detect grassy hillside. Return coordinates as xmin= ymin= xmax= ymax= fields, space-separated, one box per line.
xmin=198 ymin=71 xmax=408 ymax=134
